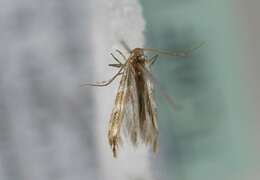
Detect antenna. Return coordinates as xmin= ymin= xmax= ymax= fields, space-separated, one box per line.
xmin=142 ymin=41 xmax=205 ymax=57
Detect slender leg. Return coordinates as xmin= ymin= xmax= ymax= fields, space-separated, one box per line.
xmin=115 ymin=49 xmax=127 ymax=60
xmin=80 ymin=67 xmax=124 ymax=87
xmin=139 ymin=64 xmax=182 ymax=111
xmin=148 ymin=54 xmax=159 ymax=66
xmin=109 ymin=64 xmax=121 ymax=68
xmin=111 ymin=53 xmax=122 ymax=64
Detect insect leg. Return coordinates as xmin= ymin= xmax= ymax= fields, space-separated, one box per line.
xmin=115 ymin=49 xmax=127 ymax=60
xmin=111 ymin=53 xmax=122 ymax=64
xmin=109 ymin=64 xmax=121 ymax=68
xmin=139 ymin=64 xmax=182 ymax=111
xmin=80 ymin=67 xmax=124 ymax=87
xmin=147 ymin=54 xmax=159 ymax=67
xmin=109 ymin=53 xmax=123 ymax=68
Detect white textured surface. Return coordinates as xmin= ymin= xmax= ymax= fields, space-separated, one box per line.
xmin=88 ymin=0 xmax=153 ymax=179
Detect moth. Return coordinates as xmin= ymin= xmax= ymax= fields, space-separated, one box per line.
xmin=83 ymin=41 xmax=203 ymax=157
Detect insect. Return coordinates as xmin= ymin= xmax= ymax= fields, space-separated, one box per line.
xmin=82 ymin=41 xmax=203 ymax=157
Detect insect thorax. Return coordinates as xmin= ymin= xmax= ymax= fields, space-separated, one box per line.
xmin=129 ymin=48 xmax=146 ymax=65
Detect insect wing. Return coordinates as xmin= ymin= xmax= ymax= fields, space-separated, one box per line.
xmin=108 ymin=66 xmax=130 ymax=157
xmin=139 ymin=64 xmax=159 ymax=152
xmin=144 ymin=65 xmax=159 ymax=152
xmin=123 ymin=65 xmax=140 ymax=146
xmin=141 ymin=64 xmax=180 ymax=111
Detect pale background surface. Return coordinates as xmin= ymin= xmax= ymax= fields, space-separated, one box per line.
xmin=141 ymin=0 xmax=260 ymax=180
xmin=0 ymin=1 xmax=97 ymax=180
xmin=0 ymin=0 xmax=150 ymax=180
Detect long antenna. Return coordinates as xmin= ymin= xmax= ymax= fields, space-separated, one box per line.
xmin=142 ymin=41 xmax=205 ymax=57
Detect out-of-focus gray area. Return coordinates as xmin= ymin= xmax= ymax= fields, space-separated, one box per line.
xmin=0 ymin=1 xmax=97 ymax=180
xmin=0 ymin=0 xmax=153 ymax=180
xmin=140 ymin=0 xmax=260 ymax=180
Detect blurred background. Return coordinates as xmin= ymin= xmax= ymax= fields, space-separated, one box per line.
xmin=141 ymin=1 xmax=260 ymax=180
xmin=0 ymin=0 xmax=259 ymax=180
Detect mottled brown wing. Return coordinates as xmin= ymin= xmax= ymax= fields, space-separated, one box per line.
xmin=108 ymin=65 xmax=130 ymax=157
xmin=123 ymin=65 xmax=140 ymax=146
xmin=144 ymin=65 xmax=159 ymax=152
xmin=140 ymin=64 xmax=159 ymax=153
xmin=124 ymin=63 xmax=159 ymax=153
